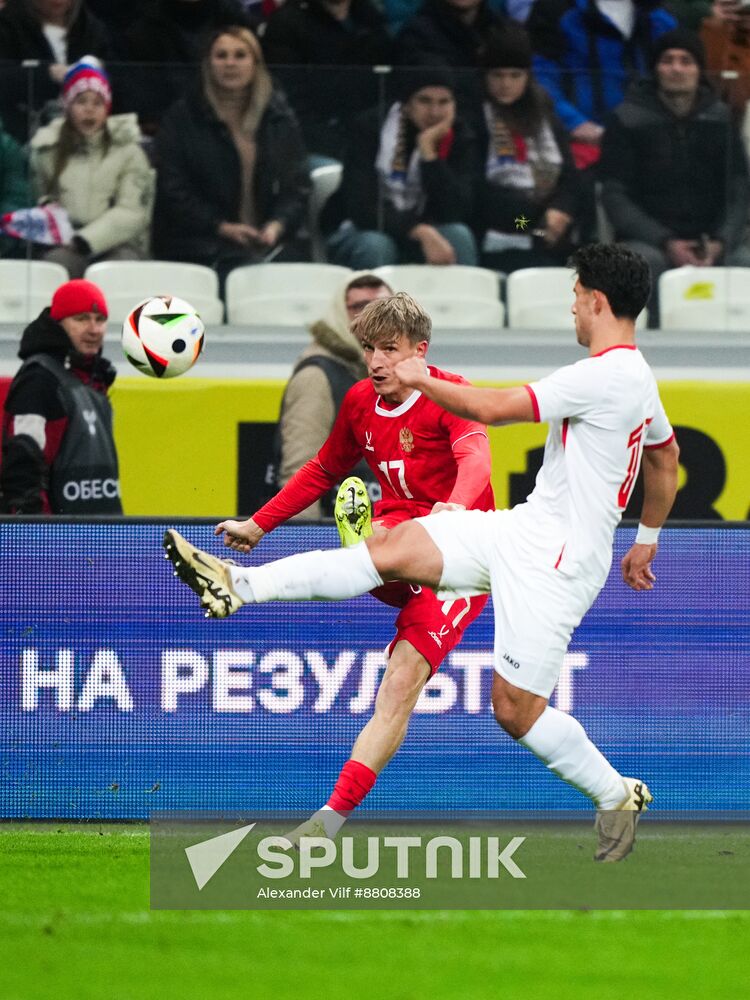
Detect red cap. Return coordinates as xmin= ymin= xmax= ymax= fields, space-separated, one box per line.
xmin=50 ymin=279 xmax=108 ymax=321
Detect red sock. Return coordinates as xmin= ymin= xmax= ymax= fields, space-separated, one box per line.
xmin=326 ymin=759 xmax=377 ymax=814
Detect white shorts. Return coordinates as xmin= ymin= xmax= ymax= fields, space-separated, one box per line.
xmin=416 ymin=509 xmax=600 ymax=699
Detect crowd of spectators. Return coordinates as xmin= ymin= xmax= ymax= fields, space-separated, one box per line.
xmin=0 ymin=0 xmax=749 ymax=301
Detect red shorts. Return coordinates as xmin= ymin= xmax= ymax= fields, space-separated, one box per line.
xmin=369 ymin=505 xmax=489 ymax=675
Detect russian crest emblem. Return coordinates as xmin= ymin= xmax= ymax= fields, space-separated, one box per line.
xmin=399 ymin=428 xmax=414 ymax=453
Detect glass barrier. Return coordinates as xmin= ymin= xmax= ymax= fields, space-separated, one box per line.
xmin=0 ymin=59 xmax=748 ymax=330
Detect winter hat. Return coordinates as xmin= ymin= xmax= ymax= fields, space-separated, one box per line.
xmin=50 ymin=280 xmax=109 ymax=321
xmin=650 ymin=28 xmax=706 ymax=72
xmin=397 ymin=66 xmax=455 ymax=103
xmin=478 ymin=23 xmax=533 ymax=70
xmin=61 ymin=56 xmax=112 ymax=111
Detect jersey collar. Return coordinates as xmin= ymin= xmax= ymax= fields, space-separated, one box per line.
xmin=375 ymin=388 xmax=423 ymax=418
xmin=592 ymin=344 xmax=638 ymax=358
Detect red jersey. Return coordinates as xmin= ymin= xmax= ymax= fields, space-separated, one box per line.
xmin=255 ymin=366 xmax=494 ymax=531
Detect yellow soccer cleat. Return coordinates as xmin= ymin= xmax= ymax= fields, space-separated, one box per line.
xmin=334 ymin=476 xmax=373 ymax=548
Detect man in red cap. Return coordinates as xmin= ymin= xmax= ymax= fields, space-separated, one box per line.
xmin=0 ymin=278 xmax=122 ymax=514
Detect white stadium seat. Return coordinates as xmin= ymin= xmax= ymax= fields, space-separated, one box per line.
xmin=507 ymin=267 xmax=647 ymax=329
xmin=84 ymin=261 xmax=225 ymax=325
xmin=225 ymin=262 xmax=351 ymax=326
xmin=659 ymin=267 xmax=750 ymax=330
xmin=374 ymin=264 xmax=503 ymax=328
xmin=374 ymin=264 xmax=500 ymax=300
xmin=0 ymin=260 xmax=69 ymax=322
xmin=308 ymin=163 xmax=343 ymax=263
xmin=420 ymin=297 xmax=504 ymax=329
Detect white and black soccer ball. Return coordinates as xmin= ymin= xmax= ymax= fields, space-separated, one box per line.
xmin=121 ymin=295 xmax=205 ymax=379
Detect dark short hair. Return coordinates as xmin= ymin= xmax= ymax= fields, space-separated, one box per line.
xmin=568 ymin=243 xmax=651 ymax=320
xmin=346 ymin=274 xmax=393 ymax=294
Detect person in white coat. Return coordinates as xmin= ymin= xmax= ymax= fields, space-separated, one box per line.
xmin=30 ymin=55 xmax=154 ymax=278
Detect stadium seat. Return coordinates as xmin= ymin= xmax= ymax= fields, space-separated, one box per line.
xmin=419 ymin=297 xmax=504 ymax=329
xmin=308 ymin=163 xmax=343 ymax=263
xmin=84 ymin=261 xmax=225 ymax=325
xmin=659 ymin=267 xmax=750 ymax=330
xmin=507 ymin=268 xmax=648 ymax=329
xmin=225 ymin=262 xmax=351 ymax=326
xmin=375 ymin=264 xmax=500 ymax=301
xmin=0 ymin=260 xmax=69 ymax=322
xmin=373 ymin=264 xmax=503 ymax=328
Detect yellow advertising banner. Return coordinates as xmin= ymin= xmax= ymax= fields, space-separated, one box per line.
xmin=112 ymin=379 xmax=749 ymax=520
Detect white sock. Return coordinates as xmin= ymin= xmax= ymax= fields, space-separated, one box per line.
xmin=519 ymin=706 xmax=626 ymax=810
xmin=228 ymin=543 xmax=383 ymax=604
xmin=318 ymin=805 xmax=348 ymax=838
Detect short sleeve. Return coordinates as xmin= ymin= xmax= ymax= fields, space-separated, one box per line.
xmin=527 ymin=360 xmax=603 ymax=423
xmin=645 ymin=394 xmax=674 ymax=449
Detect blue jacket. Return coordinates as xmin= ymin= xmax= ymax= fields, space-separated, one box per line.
xmin=528 ymin=0 xmax=676 ymax=131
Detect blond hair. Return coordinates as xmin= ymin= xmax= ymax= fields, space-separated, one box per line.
xmin=352 ymin=292 xmax=432 ymax=346
xmin=203 ymin=26 xmax=273 ymax=135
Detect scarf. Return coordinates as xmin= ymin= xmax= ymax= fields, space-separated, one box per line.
xmin=484 ymin=102 xmax=563 ymax=196
xmin=482 ymin=102 xmax=563 ymax=252
xmin=376 ymin=102 xmax=454 ymax=213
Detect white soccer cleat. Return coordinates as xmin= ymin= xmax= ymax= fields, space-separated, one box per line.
xmin=163 ymin=529 xmax=244 ymax=619
xmin=283 ymin=815 xmax=331 ymax=850
xmin=594 ymin=777 xmax=653 ymax=863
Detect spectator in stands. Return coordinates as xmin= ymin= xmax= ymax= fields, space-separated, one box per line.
xmin=0 ymin=116 xmax=31 ymax=258
xmin=387 ymin=0 xmax=513 ymax=35
xmin=277 ymin=272 xmax=393 ymax=520
xmin=30 ymin=57 xmax=153 ymax=278
xmin=699 ymin=1 xmax=750 ymax=129
xmin=0 ymin=278 xmax=122 ymax=515
xmin=124 ymin=0 xmax=255 ymax=130
xmin=153 ymin=26 xmax=310 ymax=280
xmin=325 ymin=69 xmax=479 ymax=268
xmin=527 ymin=0 xmax=677 ymax=159
xmin=0 ymin=0 xmax=111 ymax=141
xmin=396 ymin=0 xmax=512 ymax=124
xmin=397 ymin=0 xmax=509 ymax=69
xmin=86 ymin=1 xmax=146 ymax=55
xmin=600 ymin=28 xmax=750 ymax=321
xmin=476 ymin=24 xmax=581 ymax=271
xmin=262 ymin=0 xmax=394 ymax=161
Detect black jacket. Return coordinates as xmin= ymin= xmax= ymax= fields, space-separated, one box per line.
xmin=0 ymin=0 xmax=111 ymax=141
xmin=600 ymin=78 xmax=750 ymax=248
xmin=0 ymin=311 xmax=119 ymax=515
xmin=397 ymin=0 xmax=505 ymax=68
xmin=324 ymin=105 xmax=478 ymax=240
xmin=153 ymin=87 xmax=310 ymax=262
xmin=123 ymin=0 xmax=256 ymax=129
xmin=262 ymin=0 xmax=394 ymax=157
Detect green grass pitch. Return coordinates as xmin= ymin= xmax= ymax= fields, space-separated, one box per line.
xmin=1 ymin=824 xmax=748 ymax=1000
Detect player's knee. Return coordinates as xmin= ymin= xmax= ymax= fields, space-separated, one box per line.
xmin=366 ymin=530 xmax=404 ymax=580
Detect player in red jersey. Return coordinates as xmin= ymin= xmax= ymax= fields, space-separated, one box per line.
xmin=167 ymin=293 xmax=493 ymax=837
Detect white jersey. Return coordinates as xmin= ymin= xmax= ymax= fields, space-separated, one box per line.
xmin=513 ymin=344 xmax=674 ymax=587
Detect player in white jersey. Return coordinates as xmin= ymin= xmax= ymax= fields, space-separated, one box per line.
xmin=164 ymin=244 xmax=679 ymax=861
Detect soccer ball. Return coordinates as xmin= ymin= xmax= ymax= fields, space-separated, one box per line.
xmin=121 ymin=295 xmax=205 ymax=379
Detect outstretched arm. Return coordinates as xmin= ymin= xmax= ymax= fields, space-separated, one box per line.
xmin=216 ymin=458 xmax=340 ymax=553
xmin=621 ymin=438 xmax=680 ymax=591
xmin=394 ymin=357 xmax=535 ymax=425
